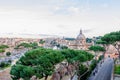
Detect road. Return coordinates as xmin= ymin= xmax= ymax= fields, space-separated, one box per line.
xmin=0 ymin=48 xmax=28 ymax=64
xmin=72 ymin=75 xmax=78 ymax=80
xmin=89 ymin=58 xmax=114 ymax=80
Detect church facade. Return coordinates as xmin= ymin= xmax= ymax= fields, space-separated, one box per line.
xmin=56 ymin=30 xmax=92 ymax=50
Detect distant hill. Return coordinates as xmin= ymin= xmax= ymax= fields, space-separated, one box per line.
xmin=0 ymin=33 xmax=60 ymax=39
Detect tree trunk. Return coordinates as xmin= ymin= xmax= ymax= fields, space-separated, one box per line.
xmin=45 ymin=76 xmax=48 ymax=80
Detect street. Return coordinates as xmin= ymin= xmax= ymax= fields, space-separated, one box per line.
xmin=89 ymin=58 xmax=114 ymax=80
xmin=0 ymin=48 xmax=28 ymax=64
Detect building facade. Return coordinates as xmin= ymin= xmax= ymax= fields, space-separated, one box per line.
xmin=56 ymin=30 xmax=92 ymax=50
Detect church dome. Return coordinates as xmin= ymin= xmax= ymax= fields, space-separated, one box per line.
xmin=76 ymin=30 xmax=85 ymax=40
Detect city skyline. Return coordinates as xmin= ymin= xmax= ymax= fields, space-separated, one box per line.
xmin=0 ymin=0 xmax=120 ymax=38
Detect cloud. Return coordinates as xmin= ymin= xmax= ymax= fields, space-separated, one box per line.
xmin=57 ymin=24 xmax=67 ymax=28
xmin=83 ymin=29 xmax=94 ymax=33
xmin=68 ymin=6 xmax=80 ymax=15
xmin=54 ymin=6 xmax=61 ymax=11
xmin=101 ymin=3 xmax=109 ymax=8
xmin=0 ymin=0 xmax=120 ymax=38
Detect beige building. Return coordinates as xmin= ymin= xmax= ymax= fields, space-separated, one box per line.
xmin=105 ymin=45 xmax=119 ymax=58
xmin=0 ymin=38 xmax=40 ymax=47
xmin=56 ymin=30 xmax=92 ymax=50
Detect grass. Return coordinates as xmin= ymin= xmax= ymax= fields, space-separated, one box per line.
xmin=114 ymin=65 xmax=120 ymax=74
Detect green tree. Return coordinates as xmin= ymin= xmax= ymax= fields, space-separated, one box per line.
xmin=86 ymin=38 xmax=92 ymax=43
xmin=61 ymin=49 xmax=93 ymax=80
xmin=30 ymin=42 xmax=38 ymax=49
xmin=60 ymin=46 xmax=68 ymax=49
xmin=0 ymin=45 xmax=9 ymax=49
xmin=17 ymin=42 xmax=39 ymax=49
xmin=10 ymin=48 xmax=93 ymax=80
xmin=11 ymin=48 xmax=65 ymax=80
xmin=39 ymin=39 xmax=45 ymax=44
xmin=0 ymin=49 xmax=5 ymax=53
xmin=90 ymin=59 xmax=97 ymax=71
xmin=89 ymin=46 xmax=105 ymax=60
xmin=10 ymin=65 xmax=35 ymax=80
xmin=6 ymin=52 xmax=11 ymax=56
xmin=17 ymin=43 xmax=32 ymax=48
xmin=96 ymin=40 xmax=108 ymax=58
xmin=101 ymin=31 xmax=120 ymax=59
xmin=77 ymin=64 xmax=88 ymax=80
xmin=0 ymin=62 xmax=10 ymax=69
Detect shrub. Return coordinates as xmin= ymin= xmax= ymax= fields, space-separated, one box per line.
xmin=114 ymin=65 xmax=120 ymax=74
xmin=0 ymin=62 xmax=10 ymax=68
xmin=0 ymin=49 xmax=5 ymax=53
xmin=90 ymin=59 xmax=97 ymax=71
xmin=6 ymin=52 xmax=11 ymax=56
xmin=0 ymin=45 xmax=9 ymax=49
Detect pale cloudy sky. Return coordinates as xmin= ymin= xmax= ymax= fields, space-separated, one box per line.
xmin=0 ymin=0 xmax=120 ymax=38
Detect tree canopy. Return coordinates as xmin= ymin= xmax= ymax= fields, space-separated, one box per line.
xmin=10 ymin=48 xmax=93 ymax=80
xmin=16 ymin=42 xmax=38 ymax=49
xmin=101 ymin=31 xmax=120 ymax=44
xmin=89 ymin=45 xmax=105 ymax=52
xmin=0 ymin=45 xmax=9 ymax=49
xmin=100 ymin=31 xmax=120 ymax=59
xmin=96 ymin=39 xmax=107 ymax=45
xmin=39 ymin=39 xmax=45 ymax=44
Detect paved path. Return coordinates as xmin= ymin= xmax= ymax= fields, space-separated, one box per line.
xmin=89 ymin=58 xmax=114 ymax=80
xmin=0 ymin=48 xmax=28 ymax=63
xmin=0 ymin=49 xmax=28 ymax=80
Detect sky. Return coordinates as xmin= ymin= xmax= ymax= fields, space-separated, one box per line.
xmin=0 ymin=0 xmax=120 ymax=38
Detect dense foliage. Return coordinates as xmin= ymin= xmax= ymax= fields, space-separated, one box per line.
xmin=114 ymin=65 xmax=120 ymax=74
xmin=0 ymin=45 xmax=9 ymax=53
xmin=10 ymin=48 xmax=93 ymax=80
xmin=96 ymin=40 xmax=107 ymax=45
xmin=17 ymin=43 xmax=31 ymax=48
xmin=60 ymin=46 xmax=68 ymax=49
xmin=89 ymin=45 xmax=105 ymax=60
xmin=77 ymin=64 xmax=89 ymax=80
xmin=101 ymin=31 xmax=120 ymax=44
xmin=0 ymin=62 xmax=11 ymax=69
xmin=61 ymin=49 xmax=93 ymax=64
xmin=90 ymin=59 xmax=97 ymax=71
xmin=86 ymin=38 xmax=92 ymax=43
xmin=0 ymin=49 xmax=5 ymax=53
xmin=16 ymin=42 xmax=38 ymax=49
xmin=39 ymin=39 xmax=45 ymax=44
xmin=6 ymin=52 xmax=11 ymax=56
xmin=89 ymin=46 xmax=105 ymax=52
xmin=101 ymin=31 xmax=120 ymax=59
xmin=0 ymin=45 xmax=9 ymax=49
